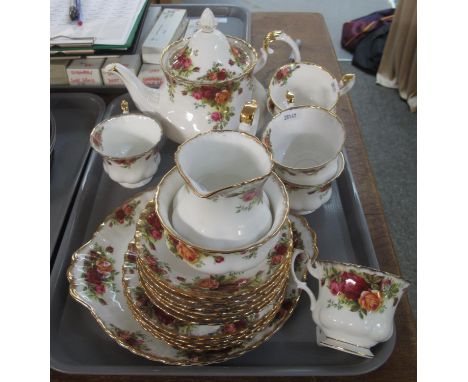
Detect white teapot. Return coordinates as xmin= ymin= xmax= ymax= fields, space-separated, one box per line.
xmin=104 ymin=8 xmax=301 ymax=143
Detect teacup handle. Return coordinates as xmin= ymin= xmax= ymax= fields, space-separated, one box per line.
xmin=339 ymin=73 xmax=356 ymax=96
xmin=239 ymin=99 xmax=258 ymax=136
xmin=254 ymin=31 xmax=301 ymax=74
xmin=291 ymin=250 xmax=319 ymax=312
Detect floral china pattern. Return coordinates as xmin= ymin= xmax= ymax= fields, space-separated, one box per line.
xmin=130 ymin=284 xmax=256 ymax=337
xmin=170 ymin=47 xmax=201 ymax=78
xmin=108 ymin=323 xmax=150 ymax=352
xmin=136 ymin=203 xmax=291 ymax=292
xmin=67 ymin=188 xmax=309 ymax=365
xmin=80 ymin=244 xmax=118 ymax=305
xmin=168 ymin=46 xmax=250 ymax=130
xmin=211 ymin=182 xmax=267 ymax=213
xmin=322 ymin=265 xmax=403 ymax=319
xmin=108 ymin=200 xmax=141 ymax=227
xmin=164 ymin=221 xmax=289 ymax=275
xmin=229 ymin=46 xmax=249 ymax=70
xmin=181 ymin=75 xmax=242 ymax=131
xmin=170 ymin=45 xmax=249 ymax=79
xmin=271 ymin=64 xmax=300 ymax=86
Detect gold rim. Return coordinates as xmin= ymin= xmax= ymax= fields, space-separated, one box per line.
xmin=122 ymin=245 xmax=287 ymax=345
xmin=125 ymin=280 xmax=286 ymax=346
xmin=160 ymin=35 xmax=259 ymax=86
xmin=264 ymin=105 xmax=346 ymax=172
xmin=140 ymin=268 xmax=288 ymax=319
xmin=70 ymin=255 xmax=305 ymax=366
xmin=267 ymin=61 xmax=345 ymax=112
xmin=174 ymin=130 xmax=274 ymax=199
xmin=139 ymin=271 xmax=288 ymax=324
xmin=66 ymin=190 xmax=306 ymax=365
xmin=290 ymin=214 xmax=320 ymax=264
xmin=278 ymin=152 xmax=346 ymax=190
xmin=89 ymin=114 xmax=162 ymax=161
xmin=127 ymin=297 xmax=284 ymax=351
xmin=137 ymin=258 xmax=289 ymax=311
xmin=155 ymin=168 xmax=289 ymax=254
xmin=316 ymin=260 xmax=411 ymax=287
xmin=137 ymin=251 xmax=289 ymax=303
xmin=136 ymin=206 xmax=293 ymax=298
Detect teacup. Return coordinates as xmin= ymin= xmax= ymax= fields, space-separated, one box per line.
xmin=262 ymin=106 xmax=345 ymax=187
xmin=90 ymin=101 xmax=163 ymax=188
xmin=268 ymin=62 xmax=355 ymax=114
xmin=291 ymin=254 xmax=410 ymax=358
xmin=155 ymin=166 xmax=290 ymax=274
xmin=282 ymin=152 xmax=345 ymax=214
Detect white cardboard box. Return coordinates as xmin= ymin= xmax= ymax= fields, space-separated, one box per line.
xmin=67 ymin=58 xmax=105 ymax=86
xmin=142 ymin=8 xmax=188 ymax=64
xmin=50 ymin=60 xmax=70 ymax=85
xmin=102 ymin=55 xmax=142 ymax=86
xmin=137 ymin=64 xmax=165 ymax=88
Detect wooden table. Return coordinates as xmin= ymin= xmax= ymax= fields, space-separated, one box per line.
xmin=51 ymin=12 xmax=416 ymax=382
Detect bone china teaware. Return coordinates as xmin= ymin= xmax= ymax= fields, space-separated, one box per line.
xmin=155 ymin=166 xmax=290 ymax=275
xmin=291 ymin=254 xmax=409 ymax=358
xmin=282 ymin=152 xmax=345 ymax=214
xmin=262 ymin=106 xmax=345 ymax=187
xmin=268 ymin=62 xmax=355 ymax=114
xmin=172 ymin=130 xmax=273 ymax=249
xmin=90 ymin=100 xmax=163 ymax=188
xmin=103 ymin=8 xmax=301 ymax=144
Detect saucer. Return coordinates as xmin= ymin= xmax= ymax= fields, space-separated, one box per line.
xmin=135 ymin=198 xmax=293 ymax=298
xmin=67 ymin=189 xmax=313 ymax=365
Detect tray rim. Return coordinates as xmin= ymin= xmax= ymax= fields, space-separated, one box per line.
xmin=50 ymin=92 xmax=106 ymax=265
xmin=50 ymin=94 xmax=396 ymax=376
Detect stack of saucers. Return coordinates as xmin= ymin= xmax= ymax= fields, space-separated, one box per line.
xmin=121 ymin=130 xmax=304 ymax=352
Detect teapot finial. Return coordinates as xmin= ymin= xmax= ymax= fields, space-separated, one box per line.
xmin=198 ymin=8 xmax=217 ymax=32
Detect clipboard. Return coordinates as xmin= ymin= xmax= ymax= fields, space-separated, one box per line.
xmin=50 ymin=0 xmax=150 ymax=56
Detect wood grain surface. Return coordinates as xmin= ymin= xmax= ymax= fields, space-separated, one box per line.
xmin=51 ymin=12 xmax=416 ymax=382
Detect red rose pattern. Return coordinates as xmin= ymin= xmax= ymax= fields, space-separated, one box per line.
xmin=211 ymin=111 xmax=222 ymax=122
xmin=109 ymin=200 xmax=140 ymax=227
xmin=325 ymin=267 xmax=401 ymax=317
xmin=340 ymin=272 xmax=370 ymax=301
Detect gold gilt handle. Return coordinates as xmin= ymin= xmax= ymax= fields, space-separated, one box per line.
xmin=339 ymin=73 xmax=356 ymax=96
xmin=120 ymin=100 xmax=130 ymax=114
xmin=254 ymin=31 xmax=301 ymax=74
xmin=285 ymin=90 xmax=295 ymax=105
xmin=239 ymin=99 xmax=258 ymax=136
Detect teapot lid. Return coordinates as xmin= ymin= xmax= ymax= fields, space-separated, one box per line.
xmin=166 ymin=8 xmax=253 ymax=82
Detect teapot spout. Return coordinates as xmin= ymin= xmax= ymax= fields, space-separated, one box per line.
xmin=103 ymin=63 xmax=160 ymax=115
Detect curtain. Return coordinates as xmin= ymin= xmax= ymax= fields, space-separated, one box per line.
xmin=376 ymin=0 xmax=417 ymax=112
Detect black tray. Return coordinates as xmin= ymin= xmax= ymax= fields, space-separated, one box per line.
xmin=50 ymin=93 xmax=105 ymax=265
xmin=50 ymin=95 xmax=395 ymax=376
xmin=50 ymin=4 xmax=251 ymax=94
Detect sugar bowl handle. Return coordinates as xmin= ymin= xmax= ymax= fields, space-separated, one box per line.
xmin=238 ymin=99 xmax=258 ymax=136
xmin=254 ymin=31 xmax=301 ymax=74
xmin=339 ymin=73 xmax=356 ymax=96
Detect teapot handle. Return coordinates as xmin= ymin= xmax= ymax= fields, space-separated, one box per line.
xmin=238 ymin=99 xmax=259 ymax=136
xmin=254 ymin=31 xmax=301 ymax=74
xmin=338 ymin=73 xmax=356 ymax=97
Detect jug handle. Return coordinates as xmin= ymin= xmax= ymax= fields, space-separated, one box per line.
xmin=239 ymin=99 xmax=258 ymax=136
xmin=291 ymin=250 xmax=318 ymax=312
xmin=254 ymin=31 xmax=301 ymax=74
xmin=338 ymin=73 xmax=356 ymax=97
